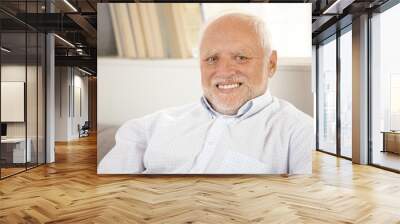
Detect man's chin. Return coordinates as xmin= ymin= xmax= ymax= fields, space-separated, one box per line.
xmin=205 ymin=91 xmax=251 ymax=115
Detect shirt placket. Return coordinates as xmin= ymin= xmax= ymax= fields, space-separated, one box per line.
xmin=189 ymin=117 xmax=227 ymax=173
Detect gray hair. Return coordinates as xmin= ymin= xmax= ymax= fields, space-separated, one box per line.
xmin=198 ymin=11 xmax=273 ymax=57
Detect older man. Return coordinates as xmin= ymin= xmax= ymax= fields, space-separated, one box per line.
xmin=98 ymin=12 xmax=314 ymax=174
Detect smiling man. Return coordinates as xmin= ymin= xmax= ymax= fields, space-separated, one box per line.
xmin=98 ymin=12 xmax=314 ymax=174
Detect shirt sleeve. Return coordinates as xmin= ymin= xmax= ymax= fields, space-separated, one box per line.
xmin=98 ymin=118 xmax=148 ymax=174
xmin=288 ymin=117 xmax=314 ymax=174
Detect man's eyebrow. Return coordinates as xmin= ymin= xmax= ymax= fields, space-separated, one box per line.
xmin=202 ymin=49 xmax=252 ymax=56
xmin=201 ymin=46 xmax=262 ymax=58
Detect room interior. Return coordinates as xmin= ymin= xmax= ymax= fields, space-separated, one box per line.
xmin=0 ymin=0 xmax=400 ymax=223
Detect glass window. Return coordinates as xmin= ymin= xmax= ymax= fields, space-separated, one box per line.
xmin=38 ymin=32 xmax=46 ymax=165
xmin=340 ymin=29 xmax=352 ymax=158
xmin=317 ymin=37 xmax=337 ymax=154
xmin=0 ymin=1 xmax=46 ymax=179
xmin=27 ymin=31 xmax=38 ymax=169
xmin=1 ymin=31 xmax=28 ymax=178
xmin=390 ymin=74 xmax=400 ymax=130
xmin=371 ymin=2 xmax=400 ymax=171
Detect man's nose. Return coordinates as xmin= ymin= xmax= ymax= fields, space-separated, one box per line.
xmin=215 ymin=58 xmax=236 ymax=75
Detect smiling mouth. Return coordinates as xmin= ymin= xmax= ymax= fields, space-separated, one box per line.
xmin=216 ymin=82 xmax=243 ymax=90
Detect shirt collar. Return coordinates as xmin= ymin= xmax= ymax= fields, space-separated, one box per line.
xmin=200 ymin=90 xmax=273 ymax=120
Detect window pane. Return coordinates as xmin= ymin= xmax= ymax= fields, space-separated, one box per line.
xmin=340 ymin=29 xmax=352 ymax=158
xmin=1 ymin=30 xmax=28 ymax=177
xmin=390 ymin=75 xmax=400 ymax=130
xmin=25 ymin=0 xmax=39 ymax=170
xmin=27 ymin=31 xmax=38 ymax=169
xmin=38 ymin=32 xmax=45 ymax=165
xmin=371 ymin=3 xmax=400 ymax=171
xmin=0 ymin=1 xmax=46 ymax=178
xmin=318 ymin=37 xmax=337 ymax=154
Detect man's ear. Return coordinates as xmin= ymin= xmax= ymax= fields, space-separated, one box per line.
xmin=268 ymin=50 xmax=277 ymax=78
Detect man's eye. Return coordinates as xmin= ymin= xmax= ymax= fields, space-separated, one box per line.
xmin=235 ymin=55 xmax=249 ymax=63
xmin=205 ymin=56 xmax=217 ymax=64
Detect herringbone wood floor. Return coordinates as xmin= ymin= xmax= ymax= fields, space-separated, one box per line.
xmin=1 ymin=134 xmax=400 ymax=224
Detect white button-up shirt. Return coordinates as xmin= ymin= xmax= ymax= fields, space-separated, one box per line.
xmin=98 ymin=91 xmax=314 ymax=174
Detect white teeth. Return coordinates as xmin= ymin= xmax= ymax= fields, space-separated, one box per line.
xmin=218 ymin=83 xmax=240 ymax=89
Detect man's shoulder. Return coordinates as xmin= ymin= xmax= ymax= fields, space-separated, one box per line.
xmin=272 ymin=98 xmax=314 ymax=154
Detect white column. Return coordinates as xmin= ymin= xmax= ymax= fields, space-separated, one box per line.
xmin=46 ymin=32 xmax=55 ymax=163
xmin=352 ymin=14 xmax=369 ymax=164
xmin=45 ymin=0 xmax=56 ymax=163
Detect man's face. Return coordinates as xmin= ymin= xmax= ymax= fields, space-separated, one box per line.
xmin=200 ymin=16 xmax=276 ymax=115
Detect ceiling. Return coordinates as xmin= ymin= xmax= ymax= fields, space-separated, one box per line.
xmin=310 ymin=0 xmax=391 ymax=43
xmin=0 ymin=0 xmax=98 ymax=75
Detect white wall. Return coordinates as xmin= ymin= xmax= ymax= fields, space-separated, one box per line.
xmin=72 ymin=73 xmax=89 ymax=138
xmin=98 ymin=59 xmax=202 ymax=127
xmin=1 ymin=66 xmax=26 ymax=127
xmin=97 ymin=57 xmax=313 ymax=161
xmin=55 ymin=67 xmax=89 ymax=141
xmin=55 ymin=67 xmax=69 ymax=141
xmin=270 ymin=58 xmax=313 ymax=117
xmin=1 ymin=65 xmax=40 ymax=138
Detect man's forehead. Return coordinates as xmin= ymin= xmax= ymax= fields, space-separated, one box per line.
xmin=201 ymin=47 xmax=257 ymax=56
xmin=200 ymin=32 xmax=263 ymax=56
